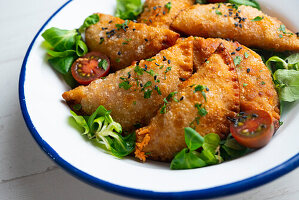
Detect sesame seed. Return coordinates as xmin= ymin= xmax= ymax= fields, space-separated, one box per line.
xmin=179 ymin=78 xmax=186 ymax=81
xmin=218 ymin=4 xmax=220 ymax=8
xmin=234 ymin=22 xmax=238 ymax=27
xmin=133 ymin=20 xmax=137 ymax=23
xmin=156 ymin=13 xmax=159 ymax=17
xmin=228 ymin=9 xmax=233 ymax=11
xmin=212 ymin=7 xmax=215 ymax=9
xmin=236 ymin=13 xmax=239 ymax=17
xmin=239 ymin=24 xmax=242 ymax=28
xmin=163 ymin=56 xmax=167 ymax=61
xmin=180 ymin=96 xmax=184 ymax=101
xmin=247 ymin=68 xmax=250 ymax=73
xmin=204 ymin=58 xmax=208 ymax=62
xmin=140 ymin=83 xmax=143 ymax=87
xmin=224 ymin=14 xmax=227 ymax=17
xmin=136 ymin=61 xmax=140 ymax=66
xmin=132 ymin=28 xmax=136 ymax=31
xmin=109 ymin=20 xmax=112 ymax=23
xmin=206 ymin=87 xmax=209 ymax=91
xmin=225 ymin=38 xmax=230 ymax=41
xmin=128 ymin=73 xmax=131 ymax=79
xmin=168 ymin=60 xmax=171 ymax=64
xmin=296 ymin=32 xmax=299 ymax=37
xmin=144 ymin=64 xmax=148 ymax=70
xmin=163 ymin=11 xmax=166 ymax=15
xmin=238 ymin=10 xmax=241 ymax=13
xmin=144 ymin=38 xmax=148 ymax=42
xmin=236 ymin=47 xmax=242 ymax=51
xmin=153 ymin=6 xmax=157 ymax=10
xmin=118 ymin=51 xmax=121 ymax=55
xmin=154 ymin=75 xmax=157 ymax=80
xmin=231 ymin=52 xmax=236 ymax=55
xmin=155 ymin=63 xmax=159 ymax=66
xmin=149 ymin=19 xmax=152 ymax=23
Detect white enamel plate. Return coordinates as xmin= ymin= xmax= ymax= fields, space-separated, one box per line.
xmin=19 ymin=0 xmax=299 ymax=199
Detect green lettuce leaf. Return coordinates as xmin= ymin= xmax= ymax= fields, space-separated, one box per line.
xmin=273 ymin=69 xmax=299 ymax=102
xmin=115 ymin=0 xmax=143 ymax=20
xmin=228 ymin=0 xmax=261 ymax=10
xmin=170 ymin=148 xmax=206 ymax=170
xmin=78 ymin=14 xmax=100 ymax=33
xmin=70 ymin=105 xmax=135 ymax=158
xmin=42 ymin=28 xmax=77 ymax=52
xmin=184 ymin=127 xmax=204 ymax=151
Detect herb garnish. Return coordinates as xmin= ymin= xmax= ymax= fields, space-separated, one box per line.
xmin=71 ymin=105 xmax=136 ymax=158
xmin=251 ymin=16 xmax=264 ymax=21
xmin=165 ymin=2 xmax=172 ymax=13
xmin=98 ymin=59 xmax=108 ymax=70
xmin=233 ymin=56 xmax=242 ymax=66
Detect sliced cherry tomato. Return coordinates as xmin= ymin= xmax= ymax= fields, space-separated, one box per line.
xmin=207 ymin=0 xmax=227 ymax=3
xmin=230 ymin=110 xmax=274 ymax=149
xmin=71 ymin=52 xmax=110 ymax=85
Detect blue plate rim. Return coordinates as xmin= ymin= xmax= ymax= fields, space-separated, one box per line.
xmin=18 ymin=0 xmax=299 ymax=199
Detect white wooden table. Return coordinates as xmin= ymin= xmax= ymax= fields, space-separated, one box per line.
xmin=0 ymin=0 xmax=298 ymax=199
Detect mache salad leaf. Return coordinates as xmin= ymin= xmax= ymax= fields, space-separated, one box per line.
xmin=70 ymin=105 xmax=136 ymax=158
xmin=266 ymin=53 xmax=299 ymax=102
xmin=115 ymin=0 xmax=143 ymax=20
xmin=42 ymin=14 xmax=99 ymax=87
xmin=170 ymin=128 xmax=247 ymax=170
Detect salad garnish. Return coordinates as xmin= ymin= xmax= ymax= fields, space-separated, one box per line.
xmin=71 ymin=105 xmax=136 ymax=158
xmin=42 ymin=14 xmax=100 ymax=88
xmin=170 ymin=127 xmax=248 ymax=170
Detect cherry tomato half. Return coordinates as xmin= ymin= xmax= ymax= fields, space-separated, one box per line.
xmin=71 ymin=52 xmax=110 ymax=85
xmin=230 ymin=110 xmax=274 ymax=149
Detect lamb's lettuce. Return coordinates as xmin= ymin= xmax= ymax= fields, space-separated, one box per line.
xmin=115 ymin=0 xmax=143 ymax=20
xmin=228 ymin=0 xmax=261 ymax=10
xmin=71 ymin=106 xmax=135 ymax=158
xmin=170 ymin=128 xmax=247 ymax=170
xmin=42 ymin=14 xmax=99 ymax=87
xmin=78 ymin=14 xmax=100 ymax=33
xmin=273 ymin=70 xmax=299 ymax=102
xmin=265 ymin=53 xmax=299 ymax=102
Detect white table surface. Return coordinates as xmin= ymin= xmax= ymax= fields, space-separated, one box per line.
xmin=0 ymin=0 xmax=298 ymax=199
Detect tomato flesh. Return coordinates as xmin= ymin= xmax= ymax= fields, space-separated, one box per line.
xmin=230 ymin=110 xmax=274 ymax=149
xmin=71 ymin=52 xmax=110 ymax=85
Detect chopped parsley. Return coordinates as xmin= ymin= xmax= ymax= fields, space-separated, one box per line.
xmin=119 ymin=80 xmax=132 ymax=90
xmin=99 ymin=37 xmax=104 ymax=44
xmin=243 ymin=83 xmax=248 ymax=87
xmin=144 ymin=89 xmax=152 ymax=99
xmin=244 ymin=52 xmax=249 ymax=59
xmin=134 ymin=65 xmax=144 ymax=75
xmin=261 ymin=81 xmax=266 ymax=85
xmin=251 ymin=16 xmax=264 ymax=21
xmin=116 ymin=58 xmax=121 ymax=63
xmin=98 ymin=59 xmax=108 ymax=70
xmin=233 ymin=56 xmax=242 ymax=66
xmin=154 ymin=85 xmax=162 ymax=95
xmin=194 ymin=84 xmax=207 ymax=101
xmin=215 ymin=10 xmax=222 ymax=15
xmin=115 ymin=20 xmax=130 ymax=31
xmin=278 ymin=24 xmax=293 ymax=37
xmin=165 ymin=2 xmax=172 ymax=12
xmin=146 ymin=58 xmax=155 ymax=62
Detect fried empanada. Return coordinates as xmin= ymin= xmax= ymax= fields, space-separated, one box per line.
xmin=135 ymin=44 xmax=240 ymax=161
xmin=138 ymin=0 xmax=194 ymax=29
xmin=193 ymin=37 xmax=280 ymax=128
xmin=85 ymin=13 xmax=179 ymax=72
xmin=171 ymin=4 xmax=299 ymax=51
xmin=63 ymin=39 xmax=194 ymax=131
